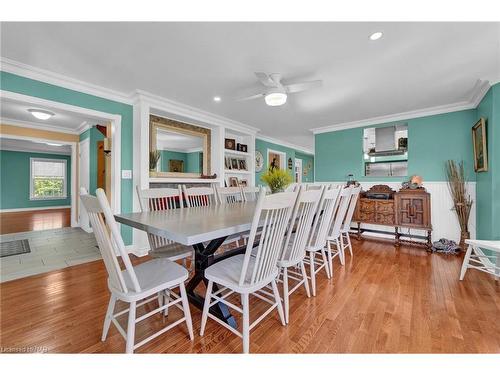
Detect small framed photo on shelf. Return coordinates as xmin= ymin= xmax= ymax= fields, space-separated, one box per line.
xmin=231 ymin=158 xmax=239 ymax=170
xmin=228 ymin=177 xmax=239 ymax=187
xmin=237 ymin=143 xmax=248 ymax=153
xmin=238 ymin=159 xmax=247 ymax=171
xmin=239 ymin=179 xmax=248 ymax=187
xmin=225 ymin=156 xmax=231 ymax=170
xmin=225 ymin=138 xmax=236 ymax=150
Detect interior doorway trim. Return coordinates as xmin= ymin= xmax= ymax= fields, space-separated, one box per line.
xmin=0 ymin=89 xmax=122 ymax=221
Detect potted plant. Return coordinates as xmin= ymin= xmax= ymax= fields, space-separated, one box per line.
xmin=445 ymin=160 xmax=473 ymax=250
xmin=260 ymin=167 xmax=293 ymax=194
xmin=149 ymin=150 xmax=161 ymax=172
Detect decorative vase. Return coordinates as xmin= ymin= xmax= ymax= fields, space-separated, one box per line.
xmin=459 ymin=230 xmax=470 ymax=251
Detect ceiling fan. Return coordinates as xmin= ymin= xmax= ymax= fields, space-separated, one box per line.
xmin=239 ymin=72 xmax=322 ymax=106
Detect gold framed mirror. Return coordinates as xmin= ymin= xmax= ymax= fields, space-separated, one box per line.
xmin=149 ymin=115 xmax=211 ymax=178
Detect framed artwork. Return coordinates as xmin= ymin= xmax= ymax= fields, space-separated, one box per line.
xmin=268 ymin=149 xmax=286 ymax=170
xmin=239 ymin=179 xmax=248 ymax=187
xmin=472 ymin=118 xmax=488 ymax=172
xmin=231 ymin=158 xmax=239 ymax=170
xmin=238 ymin=159 xmax=247 ymax=171
xmin=255 ymin=151 xmax=264 ymax=172
xmin=225 ymin=157 xmax=231 ymax=170
xmin=229 ymin=177 xmax=239 ymax=187
xmin=225 ymin=138 xmax=236 ymax=150
xmin=169 ymin=159 xmax=184 ymax=173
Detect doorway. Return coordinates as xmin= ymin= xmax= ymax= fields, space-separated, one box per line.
xmin=295 ymin=158 xmax=303 ymax=183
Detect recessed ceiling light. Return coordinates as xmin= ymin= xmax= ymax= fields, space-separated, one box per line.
xmin=213 ymin=96 xmax=221 ymax=102
xmin=369 ymin=32 xmax=383 ymax=41
xmin=28 ymin=109 xmax=55 ymax=120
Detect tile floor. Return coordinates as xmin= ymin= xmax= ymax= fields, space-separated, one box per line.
xmin=0 ymin=227 xmax=101 ymax=282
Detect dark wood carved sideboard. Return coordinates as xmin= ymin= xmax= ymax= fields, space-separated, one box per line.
xmin=353 ymin=185 xmax=432 ymax=249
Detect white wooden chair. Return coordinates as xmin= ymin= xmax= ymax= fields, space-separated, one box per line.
xmin=305 ymin=183 xmax=325 ymax=191
xmin=278 ymin=186 xmax=323 ymax=323
xmin=216 ymin=186 xmax=245 ymax=204
xmin=460 ymin=239 xmax=500 ymax=280
xmin=326 ymin=186 xmax=353 ymax=269
xmin=339 ymin=185 xmax=361 ymax=259
xmin=304 ymin=185 xmax=342 ymax=296
xmin=80 ymin=188 xmax=193 ymax=353
xmin=242 ymin=186 xmax=261 ymax=202
xmin=200 ymin=189 xmax=297 ymax=353
xmin=136 ymin=186 xmax=193 ymax=265
xmin=285 ymin=183 xmax=299 ymax=192
xmin=182 ymin=185 xmax=218 ymax=207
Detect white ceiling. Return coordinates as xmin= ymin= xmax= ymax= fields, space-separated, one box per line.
xmin=0 ymin=137 xmax=71 ymax=155
xmin=1 ymin=22 xmax=499 ymax=149
xmin=0 ymin=97 xmax=107 ymax=133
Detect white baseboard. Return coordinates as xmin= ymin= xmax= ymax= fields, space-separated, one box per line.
xmin=0 ymin=205 xmax=71 ymax=213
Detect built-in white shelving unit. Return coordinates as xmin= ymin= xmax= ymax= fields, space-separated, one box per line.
xmin=223 ymin=129 xmax=255 ymax=187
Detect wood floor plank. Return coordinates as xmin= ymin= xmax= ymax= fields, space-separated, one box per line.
xmin=1 ymin=237 xmax=499 ymax=353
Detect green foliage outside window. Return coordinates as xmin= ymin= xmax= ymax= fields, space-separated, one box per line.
xmin=33 ymin=178 xmax=65 ymax=198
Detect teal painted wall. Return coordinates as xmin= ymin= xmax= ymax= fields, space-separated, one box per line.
xmin=0 ymin=71 xmax=134 ymax=244
xmin=160 ymin=150 xmax=201 ymax=173
xmin=315 ymin=109 xmax=477 ymax=183
xmin=255 ymin=139 xmax=297 ymax=185
xmin=476 ymin=83 xmax=500 ymax=241
xmin=186 ymin=151 xmax=202 ymax=173
xmin=0 ymin=150 xmax=71 ymax=209
xmin=161 ymin=150 xmax=187 ymax=171
xmin=295 ymin=151 xmax=314 ymax=183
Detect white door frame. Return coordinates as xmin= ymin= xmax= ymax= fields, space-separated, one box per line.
xmin=0 ymin=90 xmax=122 ymax=223
xmin=78 ymin=137 xmax=91 ymax=232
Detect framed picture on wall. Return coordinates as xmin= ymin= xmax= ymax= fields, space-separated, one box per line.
xmin=231 ymin=158 xmax=239 ymax=170
xmin=472 ymin=118 xmax=488 ymax=172
xmin=228 ymin=177 xmax=239 ymax=187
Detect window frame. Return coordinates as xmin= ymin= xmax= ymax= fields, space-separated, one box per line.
xmin=29 ymin=157 xmax=68 ymax=201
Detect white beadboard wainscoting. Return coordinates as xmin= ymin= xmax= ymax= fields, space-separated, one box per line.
xmin=318 ymin=181 xmax=476 ymax=244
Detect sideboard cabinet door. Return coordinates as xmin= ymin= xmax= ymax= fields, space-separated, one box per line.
xmin=395 ymin=190 xmax=431 ymax=229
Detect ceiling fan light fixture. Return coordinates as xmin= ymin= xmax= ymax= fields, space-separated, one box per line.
xmin=369 ymin=31 xmax=383 ymax=41
xmin=265 ymin=92 xmax=287 ymax=106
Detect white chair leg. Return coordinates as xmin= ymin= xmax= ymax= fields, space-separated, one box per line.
xmin=326 ymin=243 xmax=334 ymax=276
xmin=321 ymin=249 xmax=331 ymax=279
xmin=241 ymin=293 xmax=250 ymax=354
xmin=309 ymin=253 xmax=316 ymax=296
xmin=282 ymin=268 xmax=289 ymax=324
xmin=346 ymin=233 xmax=353 ymax=257
xmin=179 ymin=282 xmax=194 ymax=340
xmin=163 ymin=290 xmax=171 ymax=317
xmin=459 ymin=245 xmax=473 ymax=280
xmin=271 ymin=279 xmax=286 ymax=326
xmin=300 ymin=261 xmax=311 ymax=298
xmin=200 ymin=280 xmax=213 ymax=336
xmin=102 ymin=295 xmax=116 ymax=341
xmin=126 ymin=301 xmax=136 ymax=354
xmin=338 ymin=237 xmax=345 ymax=265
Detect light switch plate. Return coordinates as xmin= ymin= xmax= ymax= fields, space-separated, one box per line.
xmin=121 ymin=170 xmax=132 ymax=179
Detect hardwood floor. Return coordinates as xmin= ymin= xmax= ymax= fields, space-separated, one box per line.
xmin=0 ymin=208 xmax=71 ymax=234
xmin=1 ymin=238 xmax=499 ymax=353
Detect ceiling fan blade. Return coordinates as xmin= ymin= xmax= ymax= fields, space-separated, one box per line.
xmin=237 ymin=93 xmax=265 ymax=101
xmin=285 ymin=80 xmax=322 ymax=93
xmin=255 ymin=72 xmax=276 ymax=87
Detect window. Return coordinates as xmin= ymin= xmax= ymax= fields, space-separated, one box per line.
xmin=30 ymin=158 xmax=67 ymax=200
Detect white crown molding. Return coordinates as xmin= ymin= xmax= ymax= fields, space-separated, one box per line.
xmin=0 ymin=117 xmax=80 ymax=135
xmin=256 ymin=134 xmax=314 ymax=155
xmin=0 ymin=143 xmax=71 ymax=156
xmin=76 ymin=121 xmax=91 ymax=134
xmin=1 ymin=57 xmax=134 ymax=105
xmin=311 ymin=80 xmax=491 ymax=134
xmin=133 ymin=89 xmax=260 ymax=136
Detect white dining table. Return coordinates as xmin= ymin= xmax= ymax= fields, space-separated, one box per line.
xmin=115 ymin=202 xmax=259 ymax=328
